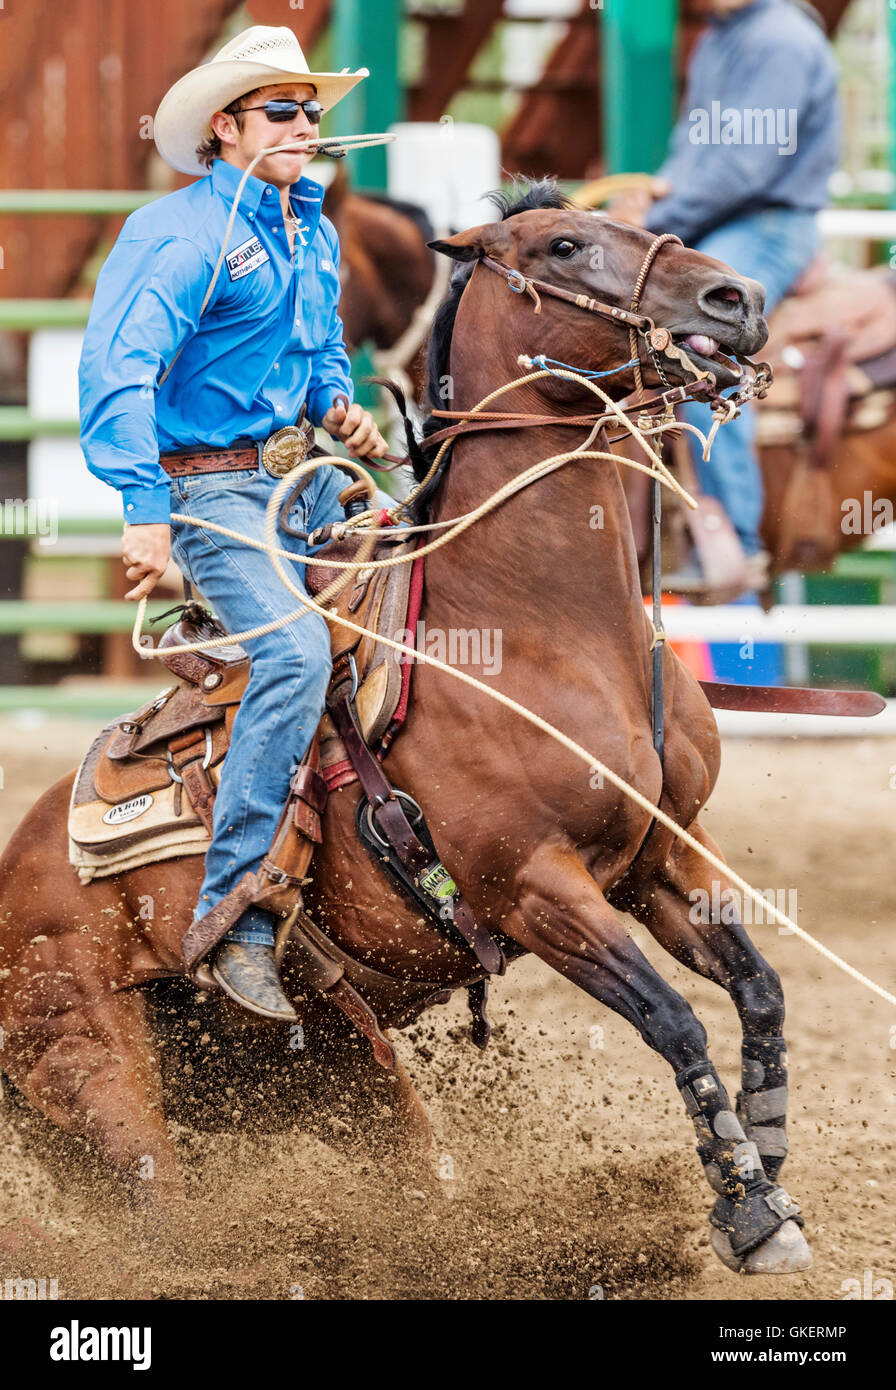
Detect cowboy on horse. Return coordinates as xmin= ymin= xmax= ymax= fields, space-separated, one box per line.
xmin=610 ymin=0 xmax=841 ymax=591
xmin=78 ymin=25 xmax=389 ymax=1021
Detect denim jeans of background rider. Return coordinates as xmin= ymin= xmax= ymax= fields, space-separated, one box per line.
xmin=680 ymin=207 xmax=820 ymax=556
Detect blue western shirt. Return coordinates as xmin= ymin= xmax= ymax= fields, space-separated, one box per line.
xmin=78 ymin=158 xmax=353 ymax=524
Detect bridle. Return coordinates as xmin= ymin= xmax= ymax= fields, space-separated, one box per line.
xmin=477 ymin=232 xmax=772 ymax=411
xmin=420 ymin=236 xmax=772 ymax=459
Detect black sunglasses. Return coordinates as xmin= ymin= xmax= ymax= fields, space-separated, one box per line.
xmin=235 ymin=98 xmax=323 ymax=125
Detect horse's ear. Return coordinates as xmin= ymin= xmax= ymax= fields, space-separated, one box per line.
xmin=428 ymin=223 xmax=504 ymax=262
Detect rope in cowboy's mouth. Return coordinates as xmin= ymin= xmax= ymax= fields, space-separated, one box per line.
xmin=131 ymin=369 xmax=896 ymax=1011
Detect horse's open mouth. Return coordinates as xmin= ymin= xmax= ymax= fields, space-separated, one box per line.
xmin=672 ymin=333 xmax=743 ymax=389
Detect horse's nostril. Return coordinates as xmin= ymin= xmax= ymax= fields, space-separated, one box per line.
xmin=702 ymin=280 xmax=744 ymax=308
xmin=707 ymin=286 xmax=742 ymax=307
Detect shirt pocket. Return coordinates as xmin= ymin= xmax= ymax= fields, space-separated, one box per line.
xmin=295 ymin=248 xmax=341 ymax=350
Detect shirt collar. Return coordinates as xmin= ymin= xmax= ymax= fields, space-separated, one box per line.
xmin=211 ymin=157 xmax=269 ymax=217
xmin=291 ymin=174 xmax=325 ymax=205
xmin=211 ymin=160 xmax=326 ymax=217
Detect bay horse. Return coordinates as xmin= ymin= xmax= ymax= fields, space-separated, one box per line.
xmin=347 ymin=173 xmax=896 ymax=587
xmin=0 ymin=184 xmax=810 ymax=1276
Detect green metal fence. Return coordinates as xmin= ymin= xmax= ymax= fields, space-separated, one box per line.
xmin=600 ymin=0 xmax=677 ymax=176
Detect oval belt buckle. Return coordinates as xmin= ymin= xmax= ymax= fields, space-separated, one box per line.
xmin=262 ymin=424 xmax=309 ymax=478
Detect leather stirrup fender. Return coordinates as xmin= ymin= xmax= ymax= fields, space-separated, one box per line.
xmin=180 ymin=738 xmax=327 ymax=969
xmin=328 ymin=692 xmax=505 ymax=976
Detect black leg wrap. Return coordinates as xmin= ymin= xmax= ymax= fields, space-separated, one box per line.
xmin=676 ymin=1060 xmax=764 ymax=1198
xmin=737 ymin=1035 xmax=789 ymax=1182
xmin=676 ymin=1060 xmax=802 ymax=1260
xmin=710 ymin=1186 xmax=803 ymax=1260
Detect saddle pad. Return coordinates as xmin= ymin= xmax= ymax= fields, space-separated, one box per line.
xmin=68 ymin=766 xmax=222 ymax=882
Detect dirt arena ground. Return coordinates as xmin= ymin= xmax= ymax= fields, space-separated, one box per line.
xmin=0 ymin=713 xmax=893 ymax=1301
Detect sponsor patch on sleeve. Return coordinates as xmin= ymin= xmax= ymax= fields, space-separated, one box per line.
xmin=226 ymin=236 xmax=270 ymax=281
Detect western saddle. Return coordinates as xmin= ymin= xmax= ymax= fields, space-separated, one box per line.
xmin=755 ymin=258 xmax=896 ymax=571
xmin=69 ymin=528 xmax=505 ymax=1063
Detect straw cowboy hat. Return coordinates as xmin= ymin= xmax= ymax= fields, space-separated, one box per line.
xmin=154 ymin=25 xmax=369 ymax=178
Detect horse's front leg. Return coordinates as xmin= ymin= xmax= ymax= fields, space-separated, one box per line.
xmin=611 ymin=819 xmax=810 ymax=1273
xmin=2 ymin=985 xmax=185 ymax=1225
xmin=511 ymin=839 xmax=810 ymax=1274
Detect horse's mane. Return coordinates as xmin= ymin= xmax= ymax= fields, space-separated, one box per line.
xmin=418 ymin=178 xmax=575 ymax=480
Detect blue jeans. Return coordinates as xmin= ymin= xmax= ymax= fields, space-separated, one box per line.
xmin=169 ymin=448 xmax=349 ymax=946
xmin=680 ymin=208 xmax=820 ymax=555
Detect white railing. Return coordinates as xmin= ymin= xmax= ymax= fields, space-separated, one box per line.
xmin=662 ymin=604 xmax=895 ymax=645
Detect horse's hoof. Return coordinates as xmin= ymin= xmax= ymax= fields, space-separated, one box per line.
xmin=710 ymin=1219 xmax=812 ymax=1275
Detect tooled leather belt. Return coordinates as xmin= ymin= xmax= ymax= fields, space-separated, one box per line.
xmin=159 ymin=418 xmax=316 ymax=479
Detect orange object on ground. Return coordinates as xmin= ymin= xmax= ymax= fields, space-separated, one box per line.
xmin=648 ymin=595 xmax=714 ymax=681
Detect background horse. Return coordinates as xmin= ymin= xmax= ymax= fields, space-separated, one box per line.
xmin=323 ymin=167 xmax=436 ymax=403
xmin=0 ymin=184 xmax=808 ymax=1275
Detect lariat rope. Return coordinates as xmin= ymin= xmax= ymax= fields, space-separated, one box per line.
xmin=391 ymin=361 xmax=698 ymax=527
xmin=130 ymin=366 xmax=896 ymax=1010
xmin=199 ymin=133 xmax=396 ymax=321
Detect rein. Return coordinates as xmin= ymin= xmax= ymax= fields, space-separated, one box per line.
xmin=422 ymin=380 xmax=716 ymax=451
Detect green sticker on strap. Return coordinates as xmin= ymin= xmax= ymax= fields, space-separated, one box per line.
xmin=418 ymin=861 xmax=457 ymax=902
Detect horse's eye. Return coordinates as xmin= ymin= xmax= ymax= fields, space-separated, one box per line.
xmin=550 ymin=238 xmax=578 ymax=259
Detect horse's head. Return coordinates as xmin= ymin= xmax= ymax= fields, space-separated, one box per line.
xmin=429 ymin=184 xmax=768 ymax=397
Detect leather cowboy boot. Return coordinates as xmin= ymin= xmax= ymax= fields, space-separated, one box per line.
xmin=183 ymin=743 xmax=329 ymax=1022
xmin=211 ymin=940 xmax=298 ymax=1022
